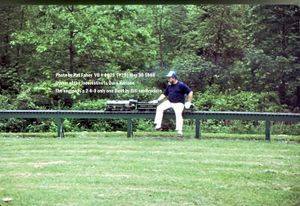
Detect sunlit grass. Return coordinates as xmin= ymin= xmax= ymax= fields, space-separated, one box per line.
xmin=0 ymin=135 xmax=299 ymax=205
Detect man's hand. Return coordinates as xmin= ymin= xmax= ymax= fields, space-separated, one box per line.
xmin=149 ymin=99 xmax=159 ymax=104
xmin=149 ymin=94 xmax=166 ymax=104
xmin=184 ymin=102 xmax=192 ymax=109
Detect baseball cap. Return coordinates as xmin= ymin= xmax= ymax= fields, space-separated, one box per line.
xmin=166 ymin=71 xmax=177 ymax=79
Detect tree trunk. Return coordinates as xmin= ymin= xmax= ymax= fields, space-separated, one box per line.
xmin=296 ymin=86 xmax=300 ymax=109
xmin=16 ymin=6 xmax=25 ymax=62
xmin=250 ymin=67 xmax=257 ymax=91
xmin=1 ymin=7 xmax=11 ymax=66
xmin=69 ymin=30 xmax=75 ymax=73
xmin=281 ymin=7 xmax=287 ymax=57
xmin=68 ymin=5 xmax=75 ymax=73
xmin=278 ymin=80 xmax=287 ymax=105
xmin=158 ymin=6 xmax=164 ymax=68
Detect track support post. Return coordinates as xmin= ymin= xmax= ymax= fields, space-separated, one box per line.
xmin=57 ymin=118 xmax=64 ymax=139
xmin=195 ymin=118 xmax=201 ymax=139
xmin=127 ymin=118 xmax=133 ymax=138
xmin=265 ymin=120 xmax=271 ymax=141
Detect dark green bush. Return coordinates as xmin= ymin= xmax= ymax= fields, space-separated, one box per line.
xmin=194 ymin=87 xmax=283 ymax=112
xmin=71 ymin=99 xmax=129 ymax=132
xmin=0 ymin=95 xmax=12 ymax=109
xmin=72 ymin=99 xmax=106 ymax=110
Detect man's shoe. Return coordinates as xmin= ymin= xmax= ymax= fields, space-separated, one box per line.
xmin=176 ymin=133 xmax=183 ymax=138
xmin=155 ymin=127 xmax=163 ymax=131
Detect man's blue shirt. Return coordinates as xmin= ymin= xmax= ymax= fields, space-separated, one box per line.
xmin=163 ymin=81 xmax=192 ymax=103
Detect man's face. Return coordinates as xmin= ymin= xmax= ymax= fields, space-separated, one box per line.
xmin=168 ymin=77 xmax=176 ymax=84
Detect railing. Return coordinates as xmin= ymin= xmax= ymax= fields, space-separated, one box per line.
xmin=0 ymin=110 xmax=299 ymax=140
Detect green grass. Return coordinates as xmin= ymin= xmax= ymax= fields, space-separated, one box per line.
xmin=0 ymin=131 xmax=299 ymax=142
xmin=0 ymin=135 xmax=299 ymax=206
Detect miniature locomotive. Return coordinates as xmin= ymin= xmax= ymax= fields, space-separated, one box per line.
xmin=106 ymin=99 xmax=157 ymax=111
xmin=106 ymin=99 xmax=194 ymax=111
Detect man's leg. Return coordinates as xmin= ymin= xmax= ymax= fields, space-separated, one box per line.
xmin=154 ymin=100 xmax=171 ymax=129
xmin=171 ymin=103 xmax=185 ymax=135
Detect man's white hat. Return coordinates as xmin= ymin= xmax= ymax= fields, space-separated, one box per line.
xmin=166 ymin=71 xmax=177 ymax=79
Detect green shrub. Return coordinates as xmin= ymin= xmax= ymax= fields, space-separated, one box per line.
xmin=0 ymin=119 xmax=26 ymax=132
xmin=191 ymin=89 xmax=299 ymax=135
xmin=194 ymin=88 xmax=283 ymax=112
xmin=15 ymin=87 xmax=38 ymax=109
xmin=91 ymin=121 xmax=113 ymax=132
xmin=271 ymin=122 xmax=300 ymax=135
xmin=72 ymin=99 xmax=106 ymax=110
xmin=72 ymin=100 xmax=130 ymax=132
xmin=0 ymin=94 xmax=12 ymax=109
xmin=135 ymin=119 xmax=154 ymax=131
xmin=27 ymin=120 xmax=54 ymax=132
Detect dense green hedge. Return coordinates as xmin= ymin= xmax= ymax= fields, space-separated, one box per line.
xmin=193 ymin=85 xmax=284 ymax=112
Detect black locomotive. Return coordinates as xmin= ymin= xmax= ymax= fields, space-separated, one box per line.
xmin=106 ymin=99 xmax=157 ymax=111
xmin=106 ymin=99 xmax=194 ymax=111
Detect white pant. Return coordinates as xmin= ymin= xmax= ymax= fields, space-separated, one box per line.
xmin=154 ymin=100 xmax=184 ymax=132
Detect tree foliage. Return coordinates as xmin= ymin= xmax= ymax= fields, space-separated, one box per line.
xmin=0 ymin=5 xmax=299 ymax=113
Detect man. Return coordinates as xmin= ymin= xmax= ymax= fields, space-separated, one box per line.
xmin=151 ymin=71 xmax=193 ymax=137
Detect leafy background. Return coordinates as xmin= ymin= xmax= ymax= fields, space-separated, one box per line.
xmin=0 ymin=5 xmax=299 ymax=133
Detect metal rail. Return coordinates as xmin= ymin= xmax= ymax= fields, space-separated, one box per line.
xmin=0 ymin=110 xmax=299 ymax=140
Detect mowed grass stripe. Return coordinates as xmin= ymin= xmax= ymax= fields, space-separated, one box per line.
xmin=1 ymin=139 xmax=299 ymax=173
xmin=1 ymin=155 xmax=298 ymax=170
xmin=1 ymin=138 xmax=299 ymax=155
xmin=1 ymin=138 xmax=299 ymax=154
xmin=1 ymin=147 xmax=298 ymax=158
xmin=1 ymin=153 xmax=299 ymax=174
xmin=0 ymin=137 xmax=299 ymax=206
xmin=1 ymin=141 xmax=299 ymax=167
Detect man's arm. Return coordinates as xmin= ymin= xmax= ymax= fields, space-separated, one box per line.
xmin=149 ymin=94 xmax=166 ymax=104
xmin=158 ymin=94 xmax=166 ymax=102
xmin=187 ymin=91 xmax=193 ymax=103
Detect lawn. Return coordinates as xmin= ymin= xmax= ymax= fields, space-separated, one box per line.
xmin=0 ymin=134 xmax=299 ymax=206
